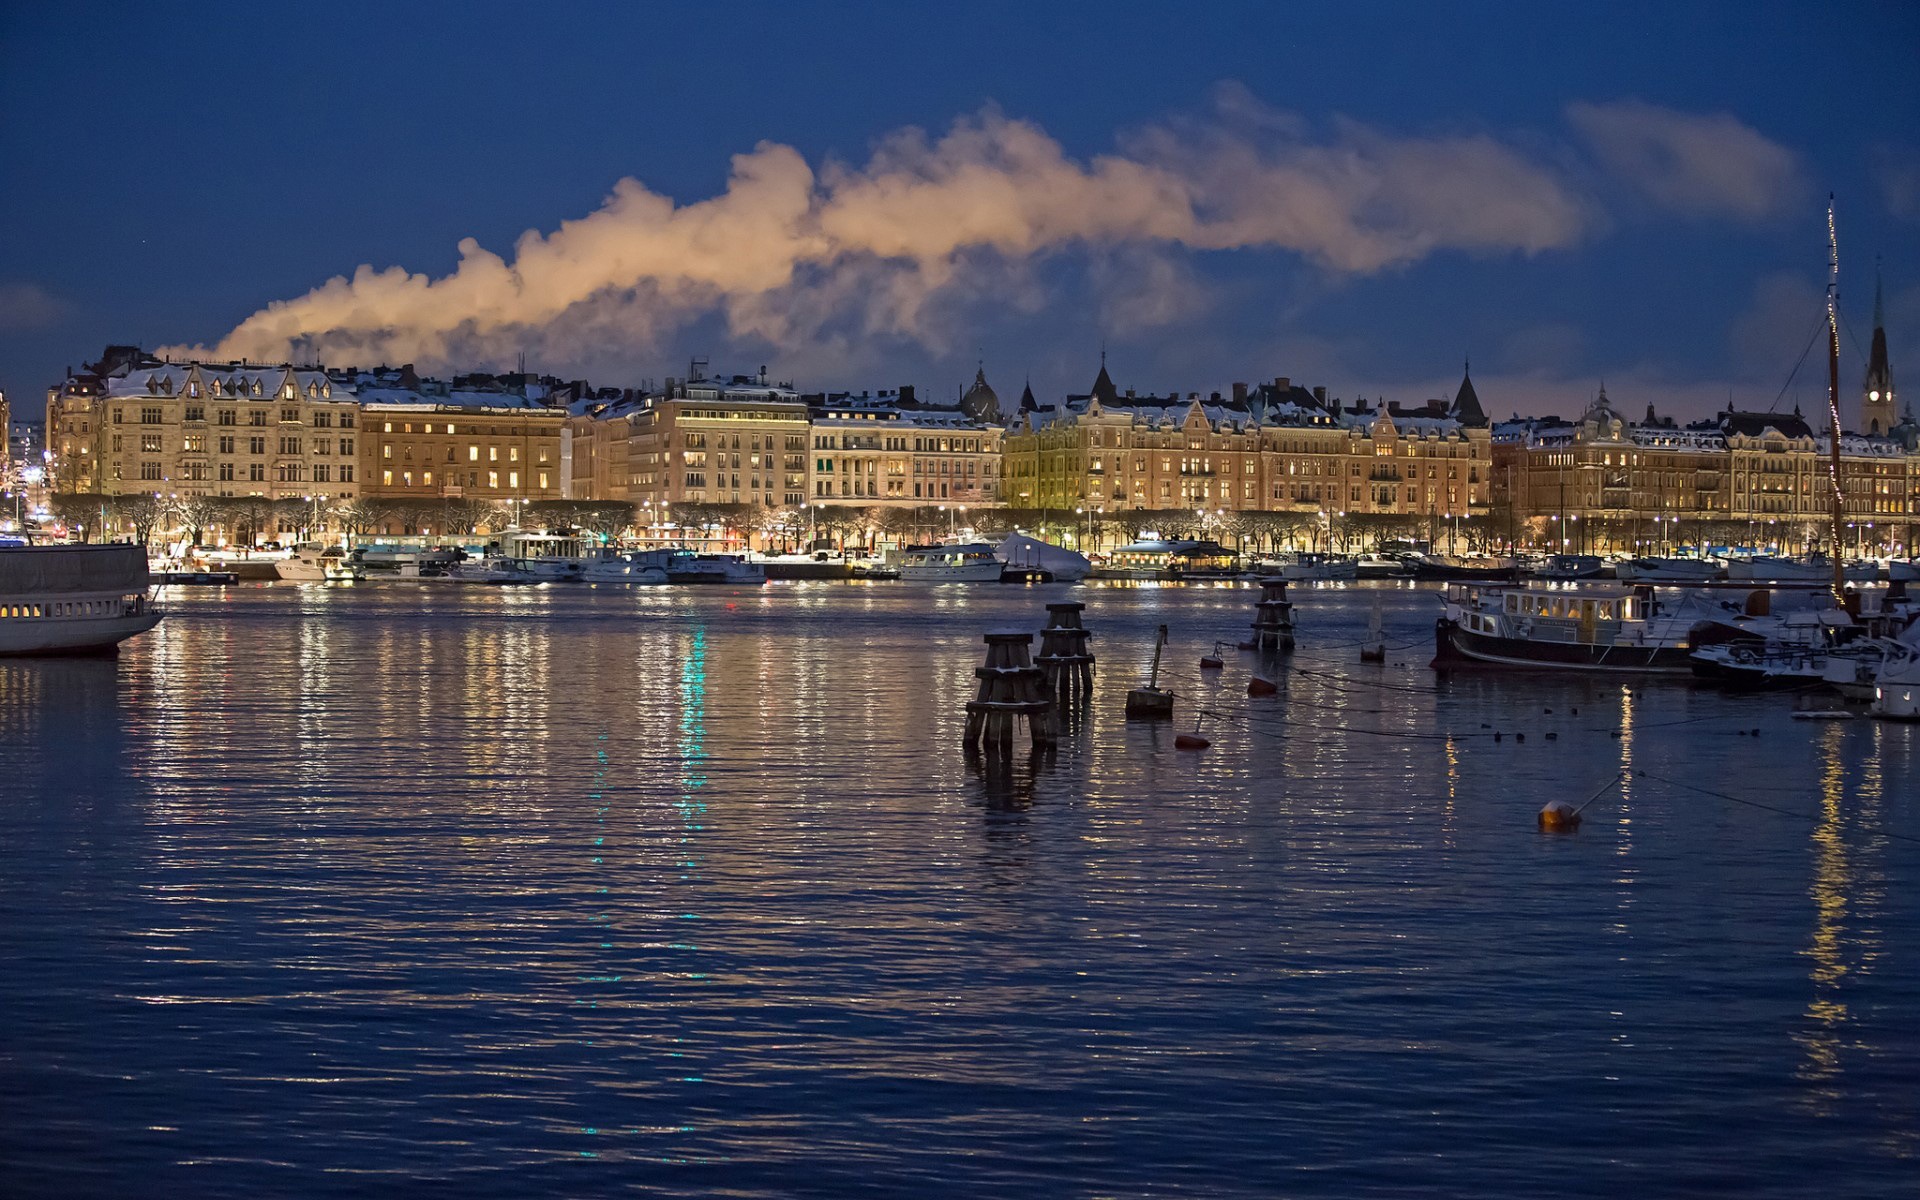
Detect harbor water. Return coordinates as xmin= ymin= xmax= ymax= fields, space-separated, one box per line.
xmin=2 ymin=581 xmax=1916 ymax=1197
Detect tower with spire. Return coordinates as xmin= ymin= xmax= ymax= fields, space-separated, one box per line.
xmin=1863 ymin=264 xmax=1896 ymax=436
xmin=1090 ymin=348 xmax=1118 ymax=407
xmin=1449 ymin=357 xmax=1488 ymax=428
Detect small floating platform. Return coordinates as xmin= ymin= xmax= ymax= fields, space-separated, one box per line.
xmin=155 ymin=571 xmax=239 ymax=586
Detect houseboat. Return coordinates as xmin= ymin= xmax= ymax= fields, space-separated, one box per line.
xmin=1432 ymin=581 xmax=1765 ymax=674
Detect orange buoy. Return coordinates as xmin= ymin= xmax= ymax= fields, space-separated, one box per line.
xmin=1538 ymin=801 xmax=1581 ymax=831
xmin=1175 ymin=733 xmax=1211 ymax=750
xmin=1247 ymin=675 xmax=1278 ymax=696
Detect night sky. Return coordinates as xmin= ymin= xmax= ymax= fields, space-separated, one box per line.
xmin=3 ymin=1 xmax=1917 ymax=423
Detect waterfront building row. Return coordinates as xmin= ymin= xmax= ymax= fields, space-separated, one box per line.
xmin=1492 ymin=390 xmax=1920 ymax=552
xmin=34 ymin=332 xmax=1920 ymax=553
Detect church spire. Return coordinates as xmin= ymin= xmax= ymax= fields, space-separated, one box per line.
xmin=1863 ymin=258 xmax=1895 ymax=436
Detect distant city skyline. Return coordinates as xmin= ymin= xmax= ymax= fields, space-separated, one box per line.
xmin=3 ymin=2 xmax=1917 ymax=422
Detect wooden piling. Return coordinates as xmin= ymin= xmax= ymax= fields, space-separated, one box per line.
xmin=1034 ymin=601 xmax=1096 ymax=708
xmin=964 ymin=630 xmax=1058 ymax=753
xmin=1251 ymin=576 xmax=1295 ymax=652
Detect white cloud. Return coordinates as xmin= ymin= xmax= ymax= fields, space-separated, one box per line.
xmin=169 ymin=94 xmax=1594 ymax=372
xmin=1568 ymin=98 xmax=1803 ymax=221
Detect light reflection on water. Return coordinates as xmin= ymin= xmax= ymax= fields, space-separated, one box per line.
xmin=0 ymin=580 xmax=1916 ymax=1198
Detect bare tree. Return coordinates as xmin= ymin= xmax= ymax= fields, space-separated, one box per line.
xmin=1110 ymin=508 xmax=1158 ymax=544
xmin=332 ymin=498 xmax=392 ymax=541
xmin=273 ymin=497 xmax=315 ymax=544
xmin=441 ymin=497 xmax=501 ymax=535
xmin=171 ymin=494 xmax=227 ymax=547
xmin=575 ymin=502 xmax=636 ymax=539
xmin=49 ymin=493 xmax=106 ymax=542
xmin=112 ymin=493 xmax=167 ymax=549
xmin=225 ymin=495 xmax=278 ymax=552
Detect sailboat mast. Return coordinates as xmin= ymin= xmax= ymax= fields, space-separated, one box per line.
xmin=1825 ymin=197 xmax=1845 ymax=603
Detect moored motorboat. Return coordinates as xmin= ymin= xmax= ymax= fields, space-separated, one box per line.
xmin=1409 ymin=553 xmax=1519 ymax=581
xmin=275 ymin=543 xmax=364 ymax=582
xmin=447 ymin=556 xmax=541 ymax=584
xmin=1614 ymin=556 xmax=1726 ymax=584
xmin=580 ymin=550 xmax=669 ymax=585
xmin=664 ymin=552 xmax=766 ymax=585
xmin=0 ymin=543 xmax=163 ymax=655
xmin=1725 ymin=553 xmax=1877 ymax=585
xmin=1272 ymin=552 xmax=1359 ymax=583
xmin=1354 ymin=553 xmax=1409 ymax=580
xmin=1530 ymin=554 xmax=1606 ymax=581
xmin=899 ymin=543 xmax=1005 ymax=582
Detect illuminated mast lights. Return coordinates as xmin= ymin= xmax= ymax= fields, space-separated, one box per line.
xmin=1824 ymin=198 xmax=1845 ymax=605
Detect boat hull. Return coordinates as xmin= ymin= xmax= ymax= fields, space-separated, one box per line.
xmin=1615 ymin=559 xmax=1724 ymax=584
xmin=0 ymin=611 xmax=164 ymax=656
xmin=898 ymin=563 xmax=1005 ymax=582
xmin=1432 ymin=617 xmax=1692 ymax=673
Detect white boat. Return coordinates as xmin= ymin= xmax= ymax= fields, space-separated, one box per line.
xmin=1408 ymin=553 xmax=1519 ymax=581
xmin=1354 ymin=554 xmax=1408 ymax=580
xmin=1889 ymin=559 xmax=1919 ymax=584
xmin=495 ymin=529 xmax=587 ymax=581
xmin=1272 ymin=552 xmax=1358 ymax=583
xmin=350 ymin=545 xmax=462 ymax=578
xmin=1614 ymin=556 xmax=1725 ymax=584
xmin=1874 ymin=650 xmax=1920 ymax=719
xmin=0 ymin=543 xmax=163 ymax=655
xmin=1725 ymin=554 xmax=1877 ymax=584
xmin=663 ymin=552 xmax=766 ymax=585
xmin=1531 ymin=554 xmax=1607 ymax=581
xmin=581 ymin=550 xmax=669 ymax=585
xmin=447 ymin=556 xmax=542 ymax=584
xmin=274 ymin=543 xmax=364 ymax=582
xmin=900 ymin=543 xmax=1005 ymax=582
xmin=995 ymin=533 xmax=1092 ymax=582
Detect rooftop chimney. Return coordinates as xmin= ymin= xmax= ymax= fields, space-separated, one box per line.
xmin=1313 ymin=386 xmax=1327 ymax=405
xmin=1274 ymin=376 xmax=1290 ymax=394
xmin=1232 ymin=382 xmax=1248 ymax=404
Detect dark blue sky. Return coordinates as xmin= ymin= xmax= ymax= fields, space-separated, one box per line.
xmin=4 ymin=1 xmax=1917 ymax=422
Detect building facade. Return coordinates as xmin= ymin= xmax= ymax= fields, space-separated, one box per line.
xmin=561 ymin=394 xmax=646 ymax=502
xmin=83 ymin=358 xmax=361 ymax=501
xmin=1003 ymin=366 xmax=1492 ymax=532
xmin=807 ymin=390 xmax=1002 ymax=508
xmin=627 ymin=372 xmax=810 ymax=510
xmin=357 ymin=393 xmax=565 ymax=504
xmin=1492 ymin=392 xmax=1920 ymax=553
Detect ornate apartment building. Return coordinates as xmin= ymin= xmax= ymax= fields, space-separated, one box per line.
xmin=1492 ymin=390 xmax=1920 ymax=551
xmin=50 ymin=351 xmax=361 ymax=500
xmin=627 ymin=372 xmax=811 ymax=510
xmin=807 ymin=383 xmax=1003 ymax=508
xmin=1002 ymin=363 xmax=1492 ymax=521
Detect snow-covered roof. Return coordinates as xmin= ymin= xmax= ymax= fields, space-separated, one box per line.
xmin=102 ymin=362 xmax=348 ymax=403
